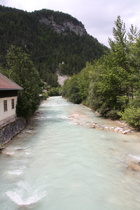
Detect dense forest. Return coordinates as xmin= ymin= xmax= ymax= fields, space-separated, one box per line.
xmin=62 ymin=16 xmax=140 ymax=129
xmin=0 ymin=5 xmax=107 ymax=118
xmin=0 ymin=6 xmax=107 ymax=82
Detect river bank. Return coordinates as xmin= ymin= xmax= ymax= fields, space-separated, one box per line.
xmin=68 ymin=107 xmax=139 ymax=135
xmin=0 ymin=118 xmax=26 ymax=149
xmin=68 ymin=103 xmax=140 ymax=172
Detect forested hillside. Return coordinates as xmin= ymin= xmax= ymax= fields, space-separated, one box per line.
xmin=62 ymin=16 xmax=140 ymax=129
xmin=0 ymin=5 xmax=107 ymax=86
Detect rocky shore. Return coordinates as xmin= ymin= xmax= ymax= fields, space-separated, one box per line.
xmin=69 ymin=113 xmax=140 ymax=172
xmin=88 ymin=121 xmax=133 ymax=134
xmin=69 ymin=114 xmax=134 ymax=134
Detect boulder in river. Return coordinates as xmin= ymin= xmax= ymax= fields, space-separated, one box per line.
xmin=126 ymin=154 xmax=140 ymax=172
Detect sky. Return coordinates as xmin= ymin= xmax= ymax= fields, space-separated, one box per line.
xmin=0 ymin=0 xmax=140 ymax=47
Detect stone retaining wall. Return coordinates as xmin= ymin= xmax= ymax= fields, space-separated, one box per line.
xmin=0 ymin=118 xmax=26 ymax=148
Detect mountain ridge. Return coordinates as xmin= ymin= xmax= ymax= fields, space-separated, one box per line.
xmin=33 ymin=9 xmax=87 ymax=36
xmin=0 ymin=5 xmax=108 ymax=87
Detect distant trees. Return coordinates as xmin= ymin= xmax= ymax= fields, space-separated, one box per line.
xmin=62 ymin=16 xmax=140 ymax=129
xmin=62 ymin=63 xmax=92 ymax=104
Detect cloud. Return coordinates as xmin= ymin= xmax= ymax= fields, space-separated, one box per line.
xmin=0 ymin=0 xmax=7 ymax=6
xmin=1 ymin=0 xmax=140 ymax=46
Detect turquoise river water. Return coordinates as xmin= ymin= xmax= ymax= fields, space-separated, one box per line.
xmin=0 ymin=96 xmax=140 ymax=210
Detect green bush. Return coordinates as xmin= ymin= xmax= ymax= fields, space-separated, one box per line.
xmin=42 ymin=92 xmax=48 ymax=100
xmin=48 ymin=87 xmax=60 ymax=96
xmin=119 ymin=106 xmax=140 ymax=128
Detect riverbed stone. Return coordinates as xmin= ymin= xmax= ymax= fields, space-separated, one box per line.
xmin=127 ymin=162 xmax=140 ymax=171
xmin=122 ymin=130 xmax=131 ymax=134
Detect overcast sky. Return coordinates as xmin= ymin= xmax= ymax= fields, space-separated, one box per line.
xmin=0 ymin=0 xmax=140 ymax=46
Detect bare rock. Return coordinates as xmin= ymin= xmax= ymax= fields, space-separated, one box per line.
xmin=127 ymin=162 xmax=140 ymax=171
xmin=126 ymin=154 xmax=140 ymax=172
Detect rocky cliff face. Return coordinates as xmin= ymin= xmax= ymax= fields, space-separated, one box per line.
xmin=39 ymin=15 xmax=87 ymax=36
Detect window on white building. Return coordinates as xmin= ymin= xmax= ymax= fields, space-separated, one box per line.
xmin=11 ymin=99 xmax=15 ymax=109
xmin=4 ymin=100 xmax=7 ymax=112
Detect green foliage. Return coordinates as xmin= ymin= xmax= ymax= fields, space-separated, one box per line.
xmin=6 ymin=45 xmax=41 ymax=118
xmin=62 ymin=63 xmax=92 ymax=104
xmin=0 ymin=5 xmax=107 ymax=85
xmin=63 ymin=16 xmax=140 ymax=129
xmin=41 ymin=91 xmax=49 ymax=100
xmin=118 ymin=98 xmax=140 ymax=128
xmin=62 ymin=76 xmax=81 ymax=103
xmin=86 ymin=16 xmax=140 ymax=122
xmin=109 ymin=16 xmax=128 ymax=69
xmin=119 ymin=106 xmax=140 ymax=128
xmin=48 ymin=87 xmax=61 ymax=96
xmin=106 ymin=110 xmax=120 ymax=120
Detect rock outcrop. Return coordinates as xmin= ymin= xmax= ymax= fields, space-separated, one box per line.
xmin=39 ymin=15 xmax=87 ymax=36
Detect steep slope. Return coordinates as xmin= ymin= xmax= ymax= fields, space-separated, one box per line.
xmin=0 ymin=6 xmax=108 ymax=86
xmin=34 ymin=9 xmax=87 ymax=36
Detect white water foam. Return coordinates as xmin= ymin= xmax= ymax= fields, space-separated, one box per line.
xmin=6 ymin=190 xmax=47 ymax=206
xmin=8 ymin=169 xmax=23 ymax=176
xmin=6 ymin=181 xmax=47 ymax=206
xmin=128 ymin=154 xmax=140 ymax=162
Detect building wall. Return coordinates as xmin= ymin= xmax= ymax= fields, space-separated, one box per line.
xmin=0 ymin=118 xmax=26 ymax=148
xmin=0 ymin=96 xmax=17 ymax=126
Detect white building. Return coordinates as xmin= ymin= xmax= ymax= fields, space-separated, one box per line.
xmin=0 ymin=73 xmax=23 ymax=127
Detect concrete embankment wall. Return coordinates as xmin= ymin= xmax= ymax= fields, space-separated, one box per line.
xmin=0 ymin=118 xmax=26 ymax=148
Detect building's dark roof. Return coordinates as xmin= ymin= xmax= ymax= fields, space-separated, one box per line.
xmin=0 ymin=73 xmax=23 ymax=90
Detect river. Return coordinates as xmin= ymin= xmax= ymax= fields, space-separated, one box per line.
xmin=0 ymin=96 xmax=140 ymax=210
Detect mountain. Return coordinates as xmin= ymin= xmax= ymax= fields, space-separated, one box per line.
xmin=35 ymin=9 xmax=87 ymax=36
xmin=0 ymin=5 xmax=108 ymax=87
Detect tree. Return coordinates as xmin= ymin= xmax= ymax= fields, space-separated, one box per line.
xmin=62 ymin=63 xmax=92 ymax=104
xmin=109 ymin=16 xmax=128 ymax=69
xmin=63 ymin=16 xmax=140 ymax=126
xmin=6 ymin=45 xmax=41 ymax=118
